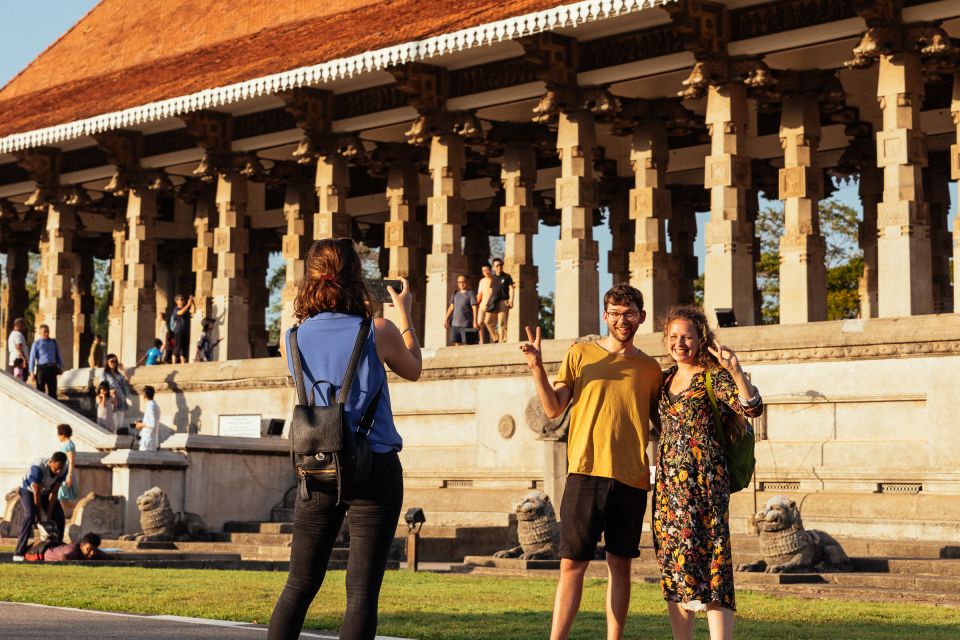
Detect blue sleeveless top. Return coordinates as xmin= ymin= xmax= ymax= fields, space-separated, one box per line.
xmin=285 ymin=312 xmax=401 ymax=454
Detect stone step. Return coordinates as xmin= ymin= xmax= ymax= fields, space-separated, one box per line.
xmin=223 ymin=521 xmax=293 ymax=534
xmin=852 ymin=557 xmax=960 ymax=576
xmin=227 ymin=532 xmax=294 ymax=545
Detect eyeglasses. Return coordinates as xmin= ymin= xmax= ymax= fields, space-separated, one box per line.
xmin=606 ymin=311 xmax=640 ymax=322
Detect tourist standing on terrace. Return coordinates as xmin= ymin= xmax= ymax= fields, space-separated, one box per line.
xmin=7 ymin=317 xmax=29 ymax=380
xmin=475 ymin=263 xmax=493 ymax=344
xmin=99 ymin=354 xmax=130 ymax=433
xmin=654 ymin=305 xmax=763 ymax=640
xmin=268 ymin=237 xmax=422 ymax=640
xmin=28 ymin=324 xmax=63 ymax=398
xmin=519 ymin=283 xmax=662 ymax=640
xmin=483 ymin=257 xmax=515 ymax=343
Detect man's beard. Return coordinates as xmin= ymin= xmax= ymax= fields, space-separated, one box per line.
xmin=607 ymin=322 xmax=638 ymax=344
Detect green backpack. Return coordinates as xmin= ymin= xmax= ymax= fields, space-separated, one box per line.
xmin=704 ymin=369 xmax=756 ymax=493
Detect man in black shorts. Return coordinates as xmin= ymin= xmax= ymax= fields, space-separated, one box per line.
xmin=520 ymin=284 xmax=662 ymax=639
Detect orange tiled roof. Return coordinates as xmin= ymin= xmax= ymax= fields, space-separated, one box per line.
xmin=0 ymin=0 xmax=579 ymax=140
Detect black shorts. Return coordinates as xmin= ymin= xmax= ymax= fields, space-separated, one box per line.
xmin=559 ymin=473 xmax=647 ymax=561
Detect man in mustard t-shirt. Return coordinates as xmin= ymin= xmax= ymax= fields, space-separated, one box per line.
xmin=520 ymin=283 xmax=661 ymax=640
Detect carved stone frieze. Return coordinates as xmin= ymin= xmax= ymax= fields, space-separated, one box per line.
xmin=14 ymin=147 xmax=61 ymax=209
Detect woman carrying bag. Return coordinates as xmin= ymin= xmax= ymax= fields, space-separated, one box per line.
xmin=267 ymin=238 xmax=422 ymax=640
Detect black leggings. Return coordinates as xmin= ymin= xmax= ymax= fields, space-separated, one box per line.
xmin=267 ymin=452 xmax=403 ymax=640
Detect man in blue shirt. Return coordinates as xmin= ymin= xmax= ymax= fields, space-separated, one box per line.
xmin=28 ymin=324 xmax=64 ymax=398
xmin=13 ymin=452 xmax=67 ymax=561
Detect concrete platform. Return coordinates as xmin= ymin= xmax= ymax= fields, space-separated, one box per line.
xmin=0 ymin=602 xmax=412 ymax=639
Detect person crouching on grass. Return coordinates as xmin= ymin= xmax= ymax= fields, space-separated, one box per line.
xmin=519 ymin=283 xmax=662 ymax=640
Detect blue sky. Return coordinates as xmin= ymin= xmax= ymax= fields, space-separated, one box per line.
xmin=1 ymin=2 xmax=954 ymax=302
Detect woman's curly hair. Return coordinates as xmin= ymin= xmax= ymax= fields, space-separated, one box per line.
xmin=293 ymin=238 xmax=371 ymax=321
xmin=660 ymin=304 xmax=719 ymax=369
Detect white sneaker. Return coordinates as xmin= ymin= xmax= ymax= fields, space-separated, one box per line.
xmin=11 ymin=555 xmax=24 ymax=562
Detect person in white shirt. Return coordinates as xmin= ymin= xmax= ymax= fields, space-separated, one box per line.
xmin=7 ymin=317 xmax=29 ymax=380
xmin=133 ymin=385 xmax=161 ymax=451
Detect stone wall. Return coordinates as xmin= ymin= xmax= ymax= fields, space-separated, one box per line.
xmin=7 ymin=315 xmax=960 ymax=540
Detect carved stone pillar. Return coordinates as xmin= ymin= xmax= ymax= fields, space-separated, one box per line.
xmin=669 ymin=191 xmax=698 ymax=305
xmin=628 ymin=122 xmax=672 ymax=332
xmin=281 ymin=181 xmax=314 ymax=339
xmin=120 ymin=191 xmax=157 ymax=366
xmin=211 ymin=173 xmax=250 ymax=360
xmin=952 ymin=69 xmax=960 ymax=314
xmin=606 ymin=185 xmax=632 ymax=285
xmin=856 ymin=159 xmax=882 ymax=319
xmin=778 ymin=94 xmax=826 ymax=324
xmin=424 ymin=134 xmax=468 ymax=349
xmin=463 ymin=214 xmax=490 ymax=282
xmin=314 ymin=153 xmax=349 ymax=240
xmin=3 ymin=245 xmax=29 ymax=338
xmin=384 ymin=161 xmax=425 ymax=337
xmin=703 ymin=83 xmax=755 ymax=325
xmin=107 ymin=221 xmax=126 ymax=357
xmin=36 ymin=205 xmax=77 ymax=369
xmin=190 ymin=193 xmax=217 ymax=349
xmin=925 ymin=152 xmax=953 ymax=313
xmin=248 ymin=231 xmax=269 ymax=358
xmin=72 ymin=252 xmax=95 ymax=368
xmin=554 ymin=110 xmax=600 ymax=339
xmin=500 ymin=144 xmax=540 ymax=342
xmin=875 ymin=52 xmax=932 ymax=317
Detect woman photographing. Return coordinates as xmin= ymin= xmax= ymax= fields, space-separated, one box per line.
xmin=267 ymin=238 xmax=421 ymax=640
xmin=653 ymin=305 xmax=763 ymax=640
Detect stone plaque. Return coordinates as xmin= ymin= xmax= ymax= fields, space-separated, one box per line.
xmin=67 ymin=492 xmax=124 ymax=542
xmin=498 ymin=415 xmax=516 ymax=439
xmin=218 ymin=414 xmax=262 ymax=438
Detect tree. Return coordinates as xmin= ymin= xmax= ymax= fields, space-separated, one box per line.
xmin=538 ymin=292 xmax=555 ymax=339
xmin=754 ymin=196 xmax=862 ymax=323
xmin=91 ymin=259 xmax=111 ymax=341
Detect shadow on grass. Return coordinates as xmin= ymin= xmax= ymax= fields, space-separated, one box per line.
xmin=314 ymin=611 xmax=960 ymax=640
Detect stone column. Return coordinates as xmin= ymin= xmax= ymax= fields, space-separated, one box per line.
xmin=37 ymin=204 xmax=78 ymax=369
xmin=190 ymin=193 xmax=217 ymax=349
xmin=247 ymin=231 xmax=269 ymax=358
xmin=384 ymin=162 xmax=426 ymax=337
xmin=628 ymin=123 xmax=672 ymax=332
xmin=858 ymin=161 xmax=881 ymax=319
xmin=314 ymin=153 xmax=349 ymax=240
xmin=703 ymin=83 xmax=755 ymax=325
xmin=952 ymin=69 xmax=960 ymax=314
xmin=424 ymin=134 xmax=468 ymax=349
xmin=500 ymin=144 xmax=540 ymax=342
xmin=606 ymin=185 xmax=632 ymax=285
xmin=669 ymin=192 xmax=698 ymax=305
xmin=72 ymin=252 xmax=95 ymax=368
xmin=281 ymin=181 xmax=314 ymax=339
xmin=554 ymin=110 xmax=600 ymax=339
xmin=925 ymin=152 xmax=953 ymax=313
xmin=211 ymin=174 xmax=250 ymax=361
xmin=875 ymin=52 xmax=932 ymax=317
xmin=107 ymin=221 xmax=126 ymax=357
xmin=3 ymin=245 xmax=29 ymax=337
xmin=778 ymin=94 xmax=827 ymax=324
xmin=120 ymin=191 xmax=157 ymax=366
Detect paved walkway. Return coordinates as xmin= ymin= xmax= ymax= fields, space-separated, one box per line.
xmin=0 ymin=602 xmax=411 ymax=640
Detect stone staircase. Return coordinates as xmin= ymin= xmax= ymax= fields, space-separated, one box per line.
xmin=453 ymin=533 xmax=960 ymax=608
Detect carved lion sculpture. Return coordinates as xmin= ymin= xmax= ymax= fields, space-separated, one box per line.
xmin=120 ymin=487 xmax=210 ymax=542
xmin=737 ymin=496 xmax=852 ymax=573
xmin=493 ymin=491 xmax=560 ymax=561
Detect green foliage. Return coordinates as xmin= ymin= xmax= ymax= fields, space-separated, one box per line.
xmin=538 ymin=292 xmax=555 ymax=339
xmin=266 ymin=261 xmax=285 ymax=346
xmin=693 ymin=274 xmax=704 ymax=308
xmin=1 ymin=566 xmax=959 ymax=640
xmin=755 ymin=197 xmax=863 ymax=324
xmin=92 ymin=258 xmax=112 ymax=341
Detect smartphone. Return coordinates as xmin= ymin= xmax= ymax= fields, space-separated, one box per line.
xmin=366 ymin=279 xmax=403 ymax=303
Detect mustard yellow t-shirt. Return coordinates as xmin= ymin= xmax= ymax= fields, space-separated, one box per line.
xmin=555 ymin=341 xmax=662 ymax=490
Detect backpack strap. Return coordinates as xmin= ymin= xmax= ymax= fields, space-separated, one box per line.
xmin=704 ymin=369 xmax=727 ymax=444
xmin=337 ymin=317 xmax=372 ymax=405
xmin=288 ymin=326 xmax=309 ymax=406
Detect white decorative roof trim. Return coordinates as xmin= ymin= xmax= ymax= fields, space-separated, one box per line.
xmin=0 ymin=0 xmax=674 ymax=155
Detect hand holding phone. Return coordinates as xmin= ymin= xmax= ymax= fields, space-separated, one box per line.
xmin=367 ymin=279 xmax=404 ymax=304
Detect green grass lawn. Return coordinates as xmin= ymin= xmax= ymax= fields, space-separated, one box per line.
xmin=2 ymin=566 xmax=958 ymax=639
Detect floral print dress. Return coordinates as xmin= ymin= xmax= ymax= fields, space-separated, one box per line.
xmin=653 ymin=366 xmax=763 ymax=612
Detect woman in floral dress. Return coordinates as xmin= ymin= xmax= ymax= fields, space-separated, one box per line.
xmin=653 ymin=305 xmax=763 ymax=640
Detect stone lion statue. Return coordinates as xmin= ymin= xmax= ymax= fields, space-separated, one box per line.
xmin=493 ymin=491 xmax=560 ymax=561
xmin=737 ymin=496 xmax=852 ymax=573
xmin=120 ymin=487 xmax=210 ymax=542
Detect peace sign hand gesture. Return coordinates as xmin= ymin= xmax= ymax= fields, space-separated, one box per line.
xmin=519 ymin=326 xmax=543 ymax=370
xmin=707 ymin=339 xmax=743 ymax=375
